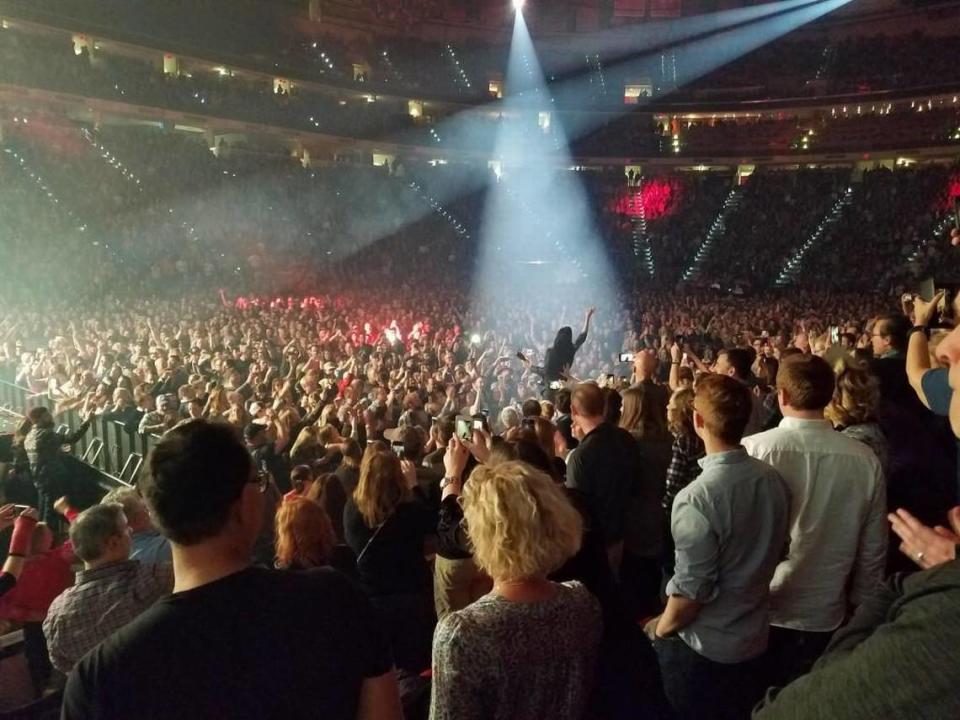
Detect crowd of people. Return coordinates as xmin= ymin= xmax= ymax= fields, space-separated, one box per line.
xmin=2 ymin=261 xmax=960 ymax=717
xmin=0 ymin=6 xmax=960 ymax=715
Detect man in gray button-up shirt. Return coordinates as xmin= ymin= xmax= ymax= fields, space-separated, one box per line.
xmin=647 ymin=375 xmax=789 ymax=720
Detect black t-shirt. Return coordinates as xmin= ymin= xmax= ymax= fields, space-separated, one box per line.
xmin=62 ymin=567 xmax=392 ymax=720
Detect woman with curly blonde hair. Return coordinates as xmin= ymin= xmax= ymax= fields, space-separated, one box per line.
xmin=430 ymin=459 xmax=602 ymax=720
xmin=825 ymin=360 xmax=888 ymax=478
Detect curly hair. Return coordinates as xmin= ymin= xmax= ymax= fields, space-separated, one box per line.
xmin=461 ymin=461 xmax=582 ymax=582
xmin=667 ymin=388 xmax=696 ymax=440
xmin=274 ymin=497 xmax=335 ymax=569
xmin=825 ymin=360 xmax=880 ymax=428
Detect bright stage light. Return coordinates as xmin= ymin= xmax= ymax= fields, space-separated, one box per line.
xmin=512 ymin=0 xmax=525 ymax=10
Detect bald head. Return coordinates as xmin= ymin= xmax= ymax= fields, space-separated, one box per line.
xmin=572 ymin=383 xmax=605 ymax=420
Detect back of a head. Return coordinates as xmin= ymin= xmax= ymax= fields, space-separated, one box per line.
xmin=355 ymin=447 xmax=407 ymax=527
xmin=619 ymin=386 xmax=643 ymax=432
xmin=27 ymin=406 xmax=53 ymax=429
xmin=555 ymin=389 xmax=572 ymax=415
xmin=499 ymin=406 xmax=521 ymax=430
xmin=70 ymin=503 xmax=127 ymax=564
xmin=554 ymin=326 xmax=574 ymax=350
xmin=572 ymin=383 xmax=605 ymax=421
xmin=669 ymin=387 xmax=697 ymax=439
xmin=694 ymin=374 xmax=753 ymax=446
xmin=436 ymin=413 xmax=456 ymax=444
xmin=602 ymin=387 xmax=622 ymax=425
xmin=100 ymin=488 xmax=147 ymax=526
xmin=462 ymin=461 xmax=582 ymax=582
xmin=141 ymin=420 xmax=253 ymax=545
xmin=400 ymin=426 xmax=425 ymax=461
xmin=340 ymin=438 xmax=362 ymax=467
xmin=275 ymin=496 xmax=335 ymax=568
xmin=521 ymin=399 xmax=543 ymax=418
xmin=826 ymin=361 xmax=881 ymax=427
xmin=776 ymin=353 xmax=836 ymax=412
xmin=722 ymin=347 xmax=755 ymax=380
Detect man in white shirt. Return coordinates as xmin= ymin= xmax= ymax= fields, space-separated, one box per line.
xmin=743 ymin=354 xmax=886 ymax=687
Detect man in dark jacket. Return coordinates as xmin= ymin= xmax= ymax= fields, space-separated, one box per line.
xmin=566 ymin=383 xmax=643 ymax=576
xmin=24 ymin=405 xmax=93 ymax=529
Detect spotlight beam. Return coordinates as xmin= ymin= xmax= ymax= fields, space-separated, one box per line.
xmin=471 ymin=8 xmax=621 ymax=327
xmin=347 ymin=0 xmax=853 ymax=260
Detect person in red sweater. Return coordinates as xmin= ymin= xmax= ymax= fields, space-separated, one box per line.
xmin=0 ymin=510 xmax=74 ymax=696
xmin=0 ymin=504 xmax=41 ymax=599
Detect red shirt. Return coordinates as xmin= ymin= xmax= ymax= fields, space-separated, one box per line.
xmin=0 ymin=546 xmax=73 ymax=622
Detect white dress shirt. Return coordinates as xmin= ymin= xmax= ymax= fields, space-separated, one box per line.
xmin=742 ymin=416 xmax=887 ymax=632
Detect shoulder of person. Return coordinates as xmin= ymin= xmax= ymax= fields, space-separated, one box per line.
xmin=558 ymin=579 xmax=600 ymax=606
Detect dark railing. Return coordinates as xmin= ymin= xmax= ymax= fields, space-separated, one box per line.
xmin=0 ymin=378 xmax=156 ymax=491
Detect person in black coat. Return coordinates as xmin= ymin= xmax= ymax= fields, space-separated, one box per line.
xmin=23 ymin=405 xmax=94 ymax=530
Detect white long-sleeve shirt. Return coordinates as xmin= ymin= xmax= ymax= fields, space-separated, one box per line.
xmin=743 ymin=417 xmax=887 ymax=632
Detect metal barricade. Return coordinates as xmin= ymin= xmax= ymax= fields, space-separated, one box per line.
xmin=0 ymin=380 xmax=47 ymax=416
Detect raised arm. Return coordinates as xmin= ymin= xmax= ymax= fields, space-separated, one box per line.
xmin=906 ymin=294 xmax=941 ymax=409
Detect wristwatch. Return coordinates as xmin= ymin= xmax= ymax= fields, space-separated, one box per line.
xmin=908 ymin=325 xmax=930 ymax=340
xmin=440 ymin=476 xmax=460 ymax=491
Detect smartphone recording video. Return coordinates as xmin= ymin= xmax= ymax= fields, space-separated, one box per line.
xmin=455 ymin=415 xmax=473 ymax=442
xmin=619 ymin=352 xmax=634 ymax=363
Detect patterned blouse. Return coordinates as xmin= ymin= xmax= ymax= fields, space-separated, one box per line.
xmin=662 ymin=432 xmax=706 ymax=515
xmin=430 ymin=581 xmax=602 ymax=720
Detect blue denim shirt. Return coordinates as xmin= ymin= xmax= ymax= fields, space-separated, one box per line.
xmin=130 ymin=530 xmax=173 ymax=565
xmin=666 ymin=447 xmax=789 ymax=663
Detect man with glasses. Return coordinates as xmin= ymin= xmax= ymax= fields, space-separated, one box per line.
xmin=62 ymin=421 xmax=402 ymax=720
xmin=43 ymin=503 xmax=172 ymax=673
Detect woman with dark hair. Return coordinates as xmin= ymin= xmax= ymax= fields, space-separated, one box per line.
xmin=23 ymin=403 xmax=95 ymax=530
xmin=528 ymin=308 xmax=595 ymax=383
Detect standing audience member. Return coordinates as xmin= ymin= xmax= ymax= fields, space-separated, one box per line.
xmin=62 ymin=421 xmax=402 ymax=720
xmin=660 ymin=388 xmax=705 ymax=586
xmin=753 ymin=321 xmax=960 ymax=720
xmin=647 ymin=375 xmax=789 ymax=720
xmin=712 ymin=348 xmax=768 ymax=436
xmin=43 ymin=503 xmax=173 ymax=673
xmin=100 ymin=488 xmax=173 ymax=564
xmin=0 ymin=505 xmax=40 ymax=599
xmin=566 ymin=383 xmax=643 ymax=575
xmin=619 ymin=384 xmax=673 ymax=616
xmin=344 ymin=445 xmax=436 ymax=672
xmin=430 ymin=459 xmax=602 ymax=720
xmin=24 ymin=404 xmax=94 ymax=528
xmin=743 ymin=354 xmax=887 ymax=686
xmin=824 ymin=360 xmax=889 ymax=479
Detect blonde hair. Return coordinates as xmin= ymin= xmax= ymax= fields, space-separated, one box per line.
xmin=353 ymin=446 xmax=409 ymax=527
xmin=462 ymin=461 xmax=582 ymax=582
xmin=290 ymin=426 xmax=318 ymax=461
xmin=825 ymin=360 xmax=880 ymax=428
